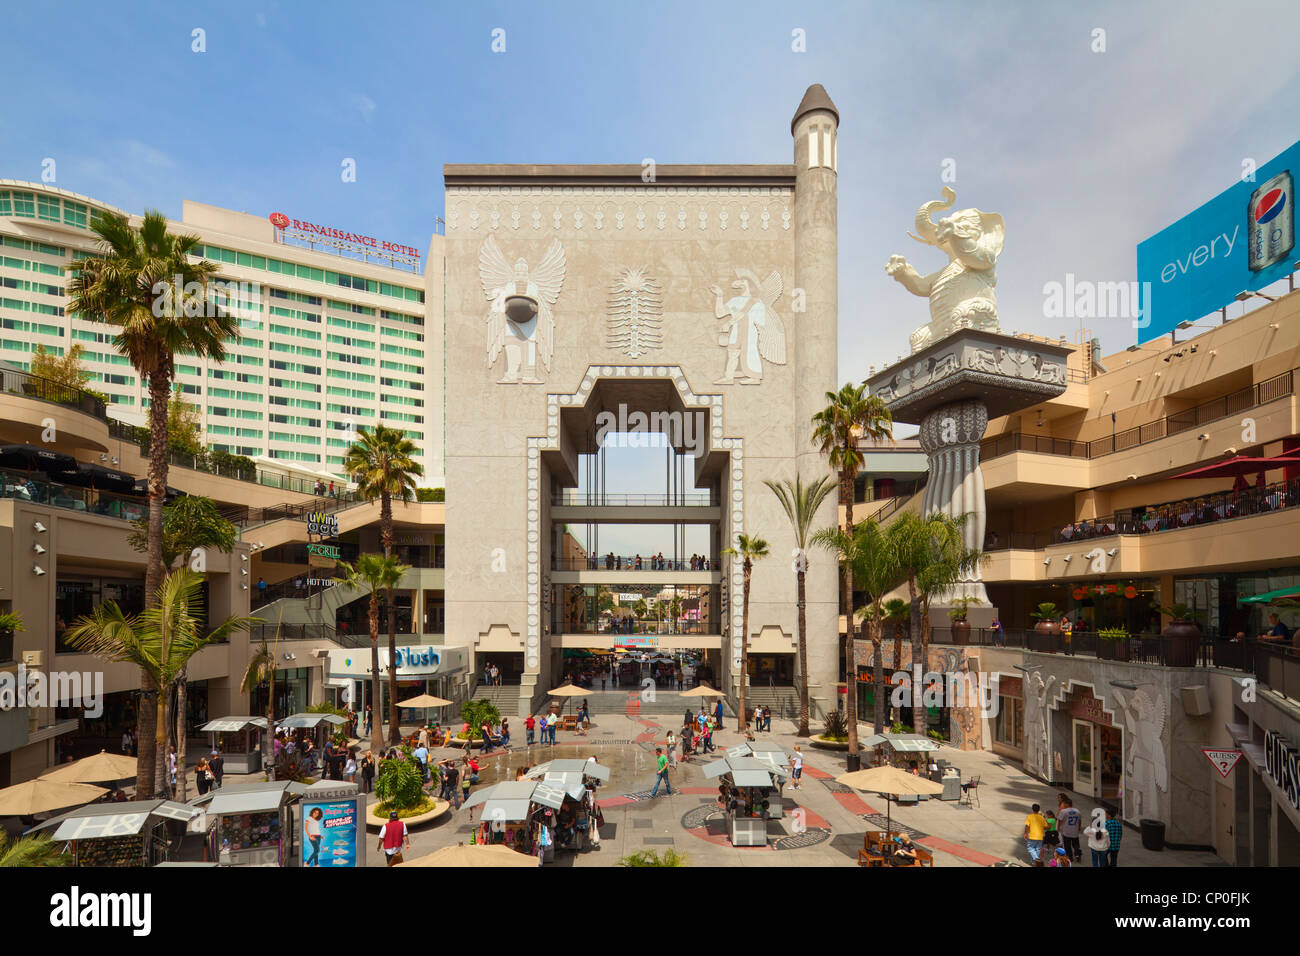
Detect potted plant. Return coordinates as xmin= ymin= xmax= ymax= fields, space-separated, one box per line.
xmin=947 ymin=597 xmax=982 ymax=645
xmin=1031 ymin=603 xmax=1061 ymax=635
xmin=1097 ymin=626 xmax=1131 ymax=662
xmin=0 ymin=611 xmax=23 ymax=662
xmin=1154 ymin=604 xmax=1201 ymax=666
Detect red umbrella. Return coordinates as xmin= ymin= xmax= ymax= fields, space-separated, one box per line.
xmin=1168 ymin=455 xmax=1300 ymax=481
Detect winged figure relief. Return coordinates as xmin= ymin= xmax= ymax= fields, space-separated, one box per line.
xmin=479 ymin=235 xmax=566 ymax=383
xmin=709 ymin=268 xmax=786 ymax=384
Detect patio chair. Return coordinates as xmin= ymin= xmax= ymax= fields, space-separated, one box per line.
xmin=960 ymin=774 xmax=981 ymax=807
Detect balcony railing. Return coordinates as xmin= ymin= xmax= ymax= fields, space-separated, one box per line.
xmin=1 ymin=467 xmax=146 ymax=521
xmin=985 ymin=474 xmax=1300 ymax=552
xmin=981 ymin=368 xmax=1295 ymax=464
xmin=927 ymin=626 xmax=1215 ymax=666
xmin=0 ymin=366 xmax=107 ymax=420
xmin=552 ymin=491 xmax=718 ymax=506
xmin=552 ymin=618 xmax=720 ymax=636
xmin=554 ymin=556 xmax=719 ymax=572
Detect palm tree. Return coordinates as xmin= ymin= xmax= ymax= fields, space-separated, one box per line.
xmin=345 ymin=425 xmax=424 ymax=745
xmin=912 ymin=522 xmax=982 ymax=739
xmin=844 ymin=520 xmax=903 ymax=735
xmin=764 ymin=475 xmax=836 ymax=737
xmin=126 ymin=495 xmax=236 ymax=799
xmin=241 ymin=639 xmax=278 ymax=780
xmin=67 ymin=211 xmax=239 ymax=797
xmin=811 ymin=384 xmax=892 ymax=763
xmin=63 ymin=569 xmax=257 ymax=798
xmin=883 ymin=597 xmax=910 ymax=672
xmin=337 ymin=554 xmax=410 ymax=753
xmin=722 ymin=533 xmax=769 ymax=733
xmin=0 ymin=832 xmax=70 ymax=867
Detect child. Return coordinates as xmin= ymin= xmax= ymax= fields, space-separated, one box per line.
xmin=1043 ymin=808 xmax=1060 ymax=856
xmin=1049 ymin=846 xmax=1071 ymax=867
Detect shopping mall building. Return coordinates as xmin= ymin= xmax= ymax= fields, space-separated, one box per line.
xmin=4 ymin=82 xmax=1300 ymax=867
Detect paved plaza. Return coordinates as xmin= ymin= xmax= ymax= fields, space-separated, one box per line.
xmin=221 ymin=697 xmax=1224 ymax=867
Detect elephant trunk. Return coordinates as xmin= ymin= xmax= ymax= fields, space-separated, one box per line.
xmin=909 ymin=187 xmax=957 ymax=246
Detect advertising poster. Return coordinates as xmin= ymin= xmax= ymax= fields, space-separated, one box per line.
xmin=301 ymin=798 xmax=359 ymax=868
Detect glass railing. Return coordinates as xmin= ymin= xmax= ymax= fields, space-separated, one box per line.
xmin=984 ymin=475 xmax=1300 ymax=551
xmin=552 ymin=618 xmax=720 ymax=635
xmin=552 ymin=491 xmax=718 ymax=506
xmin=0 ymin=468 xmax=147 ymax=521
xmin=553 ymin=556 xmax=719 ymax=571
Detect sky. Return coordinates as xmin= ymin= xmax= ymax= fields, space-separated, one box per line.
xmin=2 ymin=0 xmax=1297 ymax=537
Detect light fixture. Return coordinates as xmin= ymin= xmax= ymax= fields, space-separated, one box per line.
xmin=1270 ymin=323 xmax=1280 ymax=330
xmin=1036 ymin=409 xmax=1045 ymax=427
xmin=1108 ymin=679 xmax=1138 ymax=690
xmin=1176 ymin=320 xmax=1194 ymax=330
xmin=240 ymin=569 xmax=248 ymax=576
xmin=240 ymin=584 xmax=248 ymax=591
xmin=1136 ymin=377 xmax=1143 ymax=383
xmin=33 ymin=565 xmax=45 ymax=576
xmin=33 ymin=543 xmax=45 ymax=554
xmin=33 ymin=521 xmax=46 ymax=533
xmin=240 ymin=554 xmax=248 ymax=562
xmin=1127 ymin=474 xmax=1137 ymax=480
xmin=1043 ymin=557 xmax=1052 ymax=566
xmin=99 ymin=453 xmax=108 ymax=462
xmin=1226 ymin=447 xmax=1238 ymax=455
xmin=1062 ymin=554 xmax=1073 ymax=563
xmin=1126 ymin=345 xmax=1141 ymax=352
xmin=1107 ymin=548 xmax=1118 ymax=557
xmin=1198 ymin=433 xmax=1210 ymax=441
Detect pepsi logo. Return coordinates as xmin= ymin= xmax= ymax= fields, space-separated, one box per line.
xmin=1255 ymin=188 xmax=1287 ymax=225
xmin=269 ymin=212 xmax=290 ymax=229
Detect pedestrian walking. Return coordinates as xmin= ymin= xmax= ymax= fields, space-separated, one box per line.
xmin=650 ymin=747 xmax=672 ymax=797
xmin=209 ymin=748 xmax=224 ymax=789
xmin=666 ymin=730 xmax=678 ymax=768
xmin=791 ymin=745 xmax=803 ymax=789
xmin=1085 ymin=814 xmax=1111 ymax=867
xmin=195 ymin=756 xmax=211 ymax=796
xmin=1023 ymin=803 xmax=1048 ymax=866
xmin=1057 ymin=794 xmax=1082 ymax=863
xmin=364 ymin=705 xmax=372 ymax=737
xmin=525 ymin=714 xmax=536 ymax=745
xmin=500 ymin=718 xmax=511 ymax=749
xmin=378 ymin=810 xmax=410 ymax=866
xmin=361 ymin=751 xmax=375 ymax=794
xmin=1104 ymin=806 xmax=1123 ymax=867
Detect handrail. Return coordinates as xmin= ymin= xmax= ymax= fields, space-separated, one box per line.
xmin=0 ymin=365 xmax=107 ymax=419
xmin=552 ymin=491 xmax=719 ymax=506
xmin=225 ymin=491 xmax=369 ymax=528
xmin=861 ymin=474 xmax=929 ymax=524
xmin=984 ymin=474 xmax=1300 ymax=551
xmin=554 ymin=556 xmax=719 ymax=571
xmin=981 ymin=368 xmax=1296 ymax=464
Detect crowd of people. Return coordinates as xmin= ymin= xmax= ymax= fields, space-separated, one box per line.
xmin=1023 ymin=795 xmax=1123 ymax=867
xmin=590 ymin=552 xmax=714 ymax=571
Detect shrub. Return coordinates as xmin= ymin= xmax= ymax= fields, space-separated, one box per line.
xmin=416 ymin=487 xmax=445 ymax=502
xmin=374 ymin=756 xmax=425 ymax=810
xmin=1098 ymin=626 xmax=1130 ymax=641
xmin=1031 ymin=602 xmax=1060 ymax=621
xmin=890 ymin=721 xmax=914 ymax=734
xmin=618 ymin=848 xmax=687 ymax=867
xmin=821 ymin=709 xmax=848 ymax=740
xmin=460 ymin=699 xmax=501 ymax=739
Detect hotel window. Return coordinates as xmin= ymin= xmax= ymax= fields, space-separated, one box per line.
xmin=62 ymin=201 xmax=88 ymax=228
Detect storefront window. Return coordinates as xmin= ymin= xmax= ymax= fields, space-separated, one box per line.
xmin=995 ymin=695 xmax=1023 ymax=748
xmin=56 ymin=577 xmax=144 ymax=652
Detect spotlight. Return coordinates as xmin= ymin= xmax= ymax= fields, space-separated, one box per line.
xmin=33 ymin=521 xmax=46 ymax=533
xmin=1125 ymin=345 xmax=1141 ymax=353
xmin=99 ymin=453 xmax=108 ymax=462
xmin=1126 ymin=474 xmax=1137 ymax=480
xmin=240 ymin=569 xmax=248 ymax=576
xmin=241 ymin=584 xmax=249 ymax=591
xmin=1062 ymin=554 xmax=1073 ymax=563
xmin=1107 ymin=548 xmax=1118 ymax=557
xmin=240 ymin=555 xmax=248 ymax=562
xmin=1108 ymin=679 xmax=1138 ymax=690
xmin=1043 ymin=557 xmax=1052 ymax=566
xmin=33 ymin=565 xmax=45 ymax=576
xmin=1198 ymin=433 xmax=1210 ymax=441
xmin=33 ymin=543 xmax=45 ymax=554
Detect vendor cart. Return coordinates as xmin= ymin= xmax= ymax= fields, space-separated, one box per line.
xmin=34 ymin=800 xmax=200 ymax=867
xmin=704 ymin=755 xmax=784 ymax=846
xmin=198 ymin=716 xmax=267 ymax=774
xmin=192 ymin=781 xmax=304 ymax=866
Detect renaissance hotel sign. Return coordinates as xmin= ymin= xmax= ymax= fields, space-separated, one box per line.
xmin=269 ymin=212 xmax=421 ymax=264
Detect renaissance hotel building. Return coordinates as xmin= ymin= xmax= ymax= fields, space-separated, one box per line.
xmin=0 ymin=180 xmax=441 ymax=479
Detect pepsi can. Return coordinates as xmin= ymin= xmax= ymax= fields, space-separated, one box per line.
xmin=1248 ymin=170 xmax=1293 ymax=271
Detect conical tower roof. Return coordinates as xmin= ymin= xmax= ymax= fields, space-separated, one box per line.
xmin=791 ymin=84 xmax=839 ymax=134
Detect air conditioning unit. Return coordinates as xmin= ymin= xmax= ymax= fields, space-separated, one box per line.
xmin=1181 ymin=684 xmax=1211 ymax=716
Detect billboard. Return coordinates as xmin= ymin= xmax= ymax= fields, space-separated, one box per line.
xmin=1136 ymin=139 xmax=1297 ymax=343
xmin=301 ymin=796 xmax=361 ymax=868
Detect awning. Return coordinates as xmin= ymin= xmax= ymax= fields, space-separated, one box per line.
xmin=50 ymin=801 xmax=199 ymax=840
xmin=0 ymin=444 xmax=77 ymax=473
xmin=206 ymin=789 xmax=293 ymax=816
xmin=529 ymin=781 xmax=568 ymax=810
xmin=1168 ymin=455 xmax=1300 ymax=481
xmin=60 ymin=462 xmax=138 ymax=493
xmin=462 ymin=780 xmax=533 ymax=811
xmin=731 ymin=769 xmax=776 ymax=788
xmin=525 ymin=758 xmax=610 ymax=782
xmin=703 ymin=760 xmax=732 ymax=780
xmin=200 ymin=717 xmax=267 ymax=733
xmin=278 ymin=713 xmax=345 ymax=729
xmin=884 ymin=734 xmax=939 ymax=752
xmin=480 ymin=798 xmax=532 ymax=821
xmin=1240 ymin=585 xmax=1300 ymax=605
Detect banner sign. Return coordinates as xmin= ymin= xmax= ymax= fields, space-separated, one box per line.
xmin=306 ymin=511 xmax=339 ymax=537
xmin=1136 ymin=139 xmax=1298 ymax=343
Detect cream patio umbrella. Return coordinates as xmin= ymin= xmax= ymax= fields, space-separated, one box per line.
xmin=398 ymin=842 xmax=539 ymax=867
xmin=836 ymin=765 xmax=944 ymax=850
xmin=398 ymin=694 xmax=455 ymax=739
xmin=547 ymin=682 xmax=588 ymax=717
xmin=0 ymin=778 xmax=107 ymax=816
xmin=39 ymin=750 xmax=138 ymax=785
xmin=679 ymin=684 xmax=725 ymax=697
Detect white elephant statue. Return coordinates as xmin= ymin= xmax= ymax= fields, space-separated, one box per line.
xmin=886 ymin=187 xmax=1005 ymax=353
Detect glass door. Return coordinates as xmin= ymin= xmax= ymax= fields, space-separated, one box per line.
xmin=1073 ymin=719 xmax=1095 ymax=795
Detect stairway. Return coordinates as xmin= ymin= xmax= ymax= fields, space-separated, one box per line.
xmin=744 ymin=685 xmax=802 ymax=721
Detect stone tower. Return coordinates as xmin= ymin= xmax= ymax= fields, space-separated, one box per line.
xmin=791 ymin=84 xmax=842 ymax=713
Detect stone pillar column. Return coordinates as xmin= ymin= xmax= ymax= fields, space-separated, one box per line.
xmin=918 ymin=399 xmax=988 ymax=603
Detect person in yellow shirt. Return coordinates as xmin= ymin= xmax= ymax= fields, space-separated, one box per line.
xmin=1023 ymin=803 xmax=1049 ymax=865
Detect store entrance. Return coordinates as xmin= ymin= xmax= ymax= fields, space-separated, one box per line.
xmin=1069 ymin=718 xmax=1122 ymax=800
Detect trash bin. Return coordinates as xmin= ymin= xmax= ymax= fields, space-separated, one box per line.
xmin=1140 ymin=818 xmax=1165 ymax=851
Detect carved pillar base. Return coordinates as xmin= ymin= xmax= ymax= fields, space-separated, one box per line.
xmin=918 ymin=399 xmax=988 ymax=604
